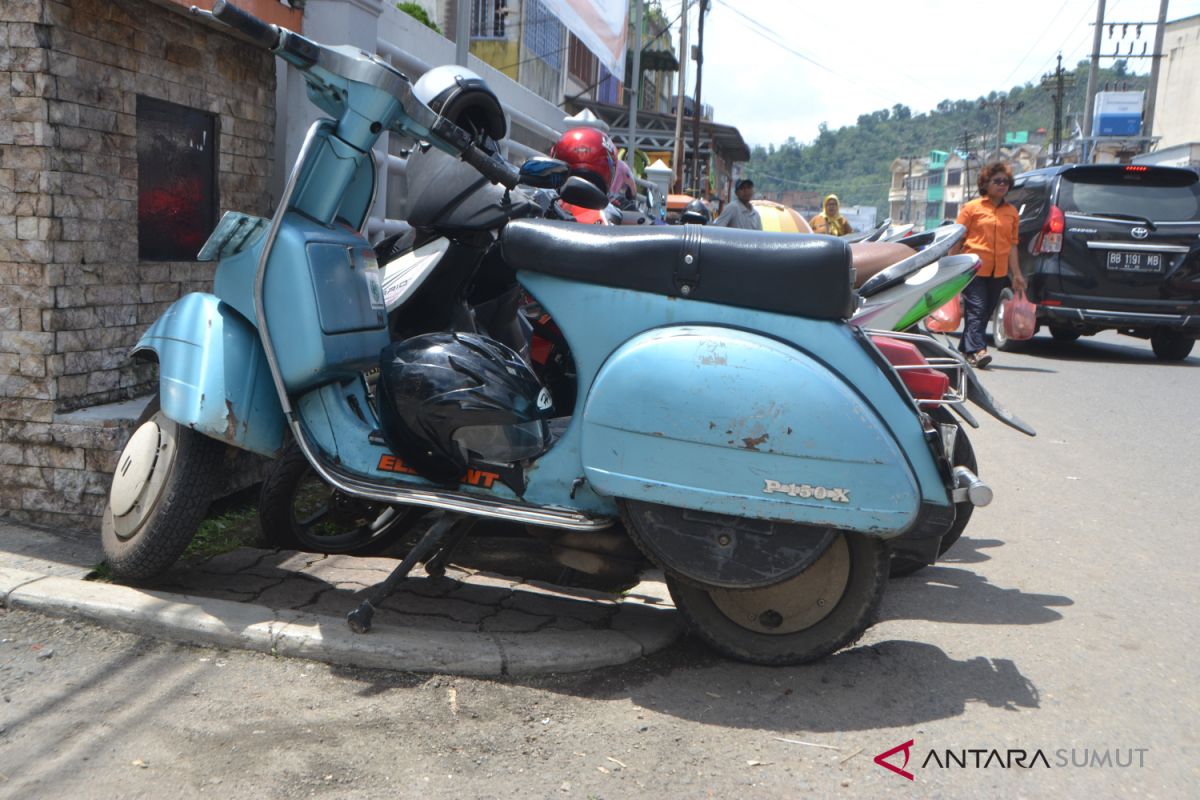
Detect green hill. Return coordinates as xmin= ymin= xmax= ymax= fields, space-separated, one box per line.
xmin=743 ymin=61 xmax=1148 ymax=214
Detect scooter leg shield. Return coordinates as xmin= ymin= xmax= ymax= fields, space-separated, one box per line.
xmin=580 ymin=326 xmax=923 ymax=536
xmin=134 ymin=293 xmax=286 ymax=457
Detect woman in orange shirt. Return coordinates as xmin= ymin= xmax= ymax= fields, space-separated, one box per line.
xmin=955 ymin=161 xmax=1027 ymax=368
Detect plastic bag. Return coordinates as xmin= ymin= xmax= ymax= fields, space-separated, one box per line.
xmin=1003 ymin=289 xmax=1037 ymax=341
xmin=925 ymin=294 xmax=962 ymax=333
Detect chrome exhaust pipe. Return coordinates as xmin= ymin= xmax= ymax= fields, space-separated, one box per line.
xmin=952 ymin=466 xmax=993 ymax=507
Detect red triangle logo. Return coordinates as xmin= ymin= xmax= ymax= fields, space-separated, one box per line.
xmin=874 ymin=739 xmax=915 ymax=780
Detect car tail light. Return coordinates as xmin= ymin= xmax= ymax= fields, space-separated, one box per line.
xmin=1035 ymin=204 xmax=1065 ymax=254
xmin=1125 ymin=165 xmax=1149 ymax=173
xmin=871 ymin=335 xmax=950 ymax=403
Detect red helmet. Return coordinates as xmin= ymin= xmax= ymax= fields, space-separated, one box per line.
xmin=550 ymin=127 xmax=616 ymax=194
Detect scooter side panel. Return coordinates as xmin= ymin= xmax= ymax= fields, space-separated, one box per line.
xmin=580 ymin=326 xmax=920 ymax=533
xmin=133 ymin=293 xmax=285 ymax=457
xmin=261 ymin=213 xmax=390 ymax=392
xmin=516 ymin=274 xmax=949 ymax=519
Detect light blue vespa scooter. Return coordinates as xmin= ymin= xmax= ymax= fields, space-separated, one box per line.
xmin=102 ymin=2 xmax=1018 ymax=665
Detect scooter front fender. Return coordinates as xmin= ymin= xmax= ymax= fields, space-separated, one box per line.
xmin=580 ymin=326 xmax=923 ymax=535
xmin=134 ymin=293 xmax=286 ymax=457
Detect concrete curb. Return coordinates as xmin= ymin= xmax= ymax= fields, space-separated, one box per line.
xmin=0 ymin=566 xmax=681 ymax=676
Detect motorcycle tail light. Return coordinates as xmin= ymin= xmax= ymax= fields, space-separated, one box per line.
xmin=871 ymin=335 xmax=950 ymax=402
xmin=1036 ymin=205 xmax=1064 ymax=254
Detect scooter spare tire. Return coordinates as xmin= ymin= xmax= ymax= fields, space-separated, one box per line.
xmin=101 ymin=396 xmax=224 ymax=583
xmin=665 ymin=531 xmax=888 ymax=665
xmin=619 ymin=500 xmax=838 ymax=590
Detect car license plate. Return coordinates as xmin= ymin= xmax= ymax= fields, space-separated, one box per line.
xmin=1106 ymin=251 xmax=1164 ymax=273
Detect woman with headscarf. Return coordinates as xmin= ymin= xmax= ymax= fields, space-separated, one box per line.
xmin=810 ymin=194 xmax=854 ymax=236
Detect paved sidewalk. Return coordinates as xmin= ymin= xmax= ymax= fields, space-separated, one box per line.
xmin=0 ymin=519 xmax=681 ymax=676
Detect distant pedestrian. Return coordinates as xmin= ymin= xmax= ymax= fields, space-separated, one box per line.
xmin=954 ymin=161 xmax=1026 ymax=368
xmin=810 ymin=194 xmax=854 ymax=236
xmin=711 ymin=179 xmax=762 ymax=230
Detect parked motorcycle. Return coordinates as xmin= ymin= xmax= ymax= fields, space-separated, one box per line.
xmin=276 ymin=198 xmax=980 ymax=565
xmin=102 ymin=2 xmax=1031 ymax=665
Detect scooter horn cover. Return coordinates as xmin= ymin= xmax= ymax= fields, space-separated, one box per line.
xmin=377 ymin=332 xmax=554 ymax=484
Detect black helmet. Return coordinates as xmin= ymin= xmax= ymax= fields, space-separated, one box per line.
xmin=413 ymin=65 xmax=507 ymax=145
xmin=376 ymin=332 xmax=554 ymax=484
xmin=680 ymin=198 xmax=710 ymax=225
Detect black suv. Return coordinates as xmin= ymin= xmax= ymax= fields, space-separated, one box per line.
xmin=999 ymin=164 xmax=1200 ymax=361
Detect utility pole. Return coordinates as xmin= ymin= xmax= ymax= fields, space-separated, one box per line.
xmin=1082 ymin=0 xmax=1108 ymax=161
xmin=626 ymin=0 xmax=643 ymax=171
xmin=1082 ymin=11 xmax=1166 ymax=161
xmin=454 ymin=0 xmax=472 ymax=66
xmin=981 ymin=97 xmax=1024 ymax=161
xmin=672 ymin=0 xmax=689 ymax=192
xmin=1143 ymin=0 xmax=1169 ymax=140
xmin=903 ymin=155 xmax=917 ymax=223
xmin=690 ymin=0 xmax=707 ymax=197
xmin=959 ymin=130 xmax=975 ymax=201
xmin=1040 ymin=54 xmax=1076 ymax=165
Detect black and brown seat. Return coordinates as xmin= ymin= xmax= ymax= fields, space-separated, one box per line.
xmin=501 ymin=220 xmax=856 ymax=320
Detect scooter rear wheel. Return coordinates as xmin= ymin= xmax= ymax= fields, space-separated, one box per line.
xmin=101 ymin=397 xmax=224 ymax=582
xmin=889 ymin=409 xmax=977 ymax=577
xmin=666 ymin=532 xmax=888 ymax=665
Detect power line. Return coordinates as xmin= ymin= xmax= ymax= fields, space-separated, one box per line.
xmin=708 ymin=0 xmax=937 ymax=110
xmin=743 ymin=167 xmax=891 ymax=192
xmin=710 ymin=0 xmax=835 ymax=75
xmin=999 ymin=0 xmax=1077 ymax=88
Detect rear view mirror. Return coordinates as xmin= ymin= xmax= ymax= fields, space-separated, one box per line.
xmin=519 ymin=157 xmax=569 ymax=189
xmin=559 ymin=175 xmax=608 ymax=210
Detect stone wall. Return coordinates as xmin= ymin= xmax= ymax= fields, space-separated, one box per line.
xmin=1 ymin=0 xmax=277 ymax=530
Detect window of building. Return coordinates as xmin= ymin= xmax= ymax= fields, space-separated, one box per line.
xmin=597 ymin=64 xmax=621 ymax=105
xmin=946 ymin=168 xmax=962 ymax=186
xmin=471 ymin=0 xmax=507 ymax=39
xmin=523 ymin=0 xmax=563 ymax=69
xmin=136 ymin=96 xmax=217 ymax=262
xmin=926 ymin=202 xmax=941 ymax=220
xmin=568 ymin=33 xmax=596 ymax=85
xmin=642 ymin=73 xmax=657 ymax=111
xmin=928 ymin=172 xmax=942 ymax=187
xmin=943 ymin=201 xmax=959 ymax=220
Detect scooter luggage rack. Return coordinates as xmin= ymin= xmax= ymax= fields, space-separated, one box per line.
xmin=864 ymin=328 xmax=968 ymax=409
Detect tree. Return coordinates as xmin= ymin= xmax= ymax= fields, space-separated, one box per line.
xmin=397 ymin=2 xmax=440 ymax=33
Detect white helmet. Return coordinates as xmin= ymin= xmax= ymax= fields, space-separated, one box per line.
xmin=413 ymin=65 xmax=507 ymax=145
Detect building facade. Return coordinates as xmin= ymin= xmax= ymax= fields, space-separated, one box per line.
xmin=1148 ymin=14 xmax=1200 ymax=164
xmin=0 ymin=0 xmax=291 ymax=528
xmin=889 ymin=144 xmax=1045 ymax=230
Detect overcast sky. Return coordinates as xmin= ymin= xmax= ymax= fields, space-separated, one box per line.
xmin=655 ymin=0 xmax=1200 ymax=149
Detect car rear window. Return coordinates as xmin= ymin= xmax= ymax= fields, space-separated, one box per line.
xmin=1058 ymin=168 xmax=1200 ymax=222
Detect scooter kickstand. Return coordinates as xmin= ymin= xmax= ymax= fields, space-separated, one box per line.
xmin=347 ymin=512 xmax=468 ymax=634
xmin=422 ymin=517 xmax=475 ymax=580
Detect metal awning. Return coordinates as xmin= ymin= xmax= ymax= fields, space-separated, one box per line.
xmin=636 ymin=49 xmax=680 ymax=72
xmin=574 ymin=99 xmax=750 ymax=163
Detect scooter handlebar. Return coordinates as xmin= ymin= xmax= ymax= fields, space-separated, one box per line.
xmin=211 ymin=0 xmax=280 ymax=49
xmin=461 ymin=144 xmax=521 ymax=190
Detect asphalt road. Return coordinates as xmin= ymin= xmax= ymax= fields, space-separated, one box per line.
xmin=0 ymin=329 xmax=1196 ymax=798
